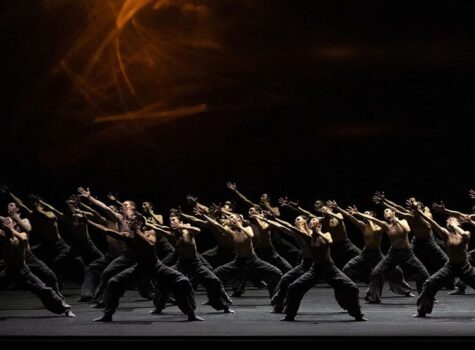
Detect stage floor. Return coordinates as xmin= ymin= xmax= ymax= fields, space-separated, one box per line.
xmin=1 ymin=282 xmax=475 ymax=337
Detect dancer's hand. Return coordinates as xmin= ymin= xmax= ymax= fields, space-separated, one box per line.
xmin=77 ymin=187 xmax=91 ymax=199
xmin=186 ymin=195 xmax=198 ymax=205
xmin=347 ymin=205 xmax=358 ymax=215
xmin=431 ymin=201 xmax=446 ymax=214
xmin=226 ymin=182 xmax=237 ymax=191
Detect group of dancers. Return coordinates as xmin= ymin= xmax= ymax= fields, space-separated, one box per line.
xmin=1 ymin=183 xmax=475 ymax=322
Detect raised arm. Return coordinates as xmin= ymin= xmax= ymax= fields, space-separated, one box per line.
xmin=259 ymin=216 xmax=295 ymax=237
xmin=39 ymin=199 xmax=63 ymax=218
xmin=85 ymin=218 xmax=130 ymax=242
xmin=320 ymin=203 xmax=344 ymax=221
xmin=2 ymin=188 xmax=33 ymax=215
xmin=107 ymin=193 xmax=123 ymax=208
xmin=260 ymin=195 xmax=280 ymax=217
xmin=78 ymin=187 xmax=122 ymax=223
xmin=180 ymin=211 xmax=209 ymax=227
xmin=170 ymin=222 xmax=201 ymax=234
xmin=278 ymin=197 xmax=317 ymax=218
xmin=432 ymin=201 xmax=470 ymax=219
xmin=373 ymin=191 xmax=410 ymax=214
xmin=78 ymin=202 xmax=107 ymax=225
xmin=272 ymin=217 xmax=310 ymax=241
xmin=413 ymin=207 xmax=448 ymax=239
xmin=201 ymin=212 xmax=234 ymax=237
xmin=350 ymin=206 xmax=388 ymax=229
xmin=327 ymin=201 xmax=365 ymax=230
xmin=226 ymin=182 xmax=259 ymax=209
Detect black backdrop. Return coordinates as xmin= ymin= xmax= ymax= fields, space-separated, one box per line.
xmin=1 ymin=0 xmax=475 ymax=231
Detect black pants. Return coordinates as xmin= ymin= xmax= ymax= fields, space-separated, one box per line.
xmin=6 ymin=265 xmax=70 ymax=314
xmin=156 ymin=237 xmax=175 ymax=260
xmin=454 ymin=250 xmax=475 ymax=292
xmin=152 ymin=262 xmax=196 ymax=315
xmin=411 ymin=236 xmax=454 ymax=289
xmin=201 ymin=245 xmax=249 ymax=295
xmin=201 ymin=245 xmax=235 ymax=268
xmin=93 ymin=254 xmax=153 ymax=303
xmin=271 ymin=258 xmax=313 ymax=311
xmin=256 ymin=246 xmax=292 ymax=274
xmin=342 ymin=248 xmax=412 ymax=295
xmin=81 ymin=252 xmax=119 ymax=300
xmin=70 ymin=239 xmax=104 ymax=266
xmin=25 ymin=250 xmax=62 ymax=295
xmin=161 ymin=251 xmax=178 ymax=267
xmin=366 ymin=247 xmax=429 ymax=303
xmin=103 ymin=262 xmax=194 ymax=316
xmin=176 ymin=256 xmax=231 ymax=310
xmin=417 ymin=260 xmax=475 ymax=316
xmin=284 ymin=262 xmax=364 ymax=319
xmin=214 ymin=254 xmax=282 ymax=298
xmin=39 ymin=239 xmax=83 ymax=282
xmin=331 ymin=238 xmax=361 ymax=269
xmin=271 ymin=231 xmax=301 ymax=266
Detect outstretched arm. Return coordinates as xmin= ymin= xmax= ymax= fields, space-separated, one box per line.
xmin=107 ymin=193 xmax=123 ymax=208
xmin=180 ymin=212 xmax=208 ymax=227
xmin=85 ymin=218 xmax=130 ymax=242
xmin=432 ymin=201 xmax=471 ymax=219
xmin=260 ymin=197 xmax=280 ymax=217
xmin=261 ymin=216 xmax=299 ymax=240
xmin=278 ymin=197 xmax=317 ymax=218
xmin=39 ymin=199 xmax=63 ymax=218
xmin=413 ymin=207 xmax=448 ymax=240
xmin=78 ymin=202 xmax=107 ymax=225
xmin=170 ymin=222 xmax=201 ymax=234
xmin=3 ymin=190 xmax=33 ymax=215
xmin=226 ymin=182 xmax=259 ymax=209
xmin=78 ymin=187 xmax=122 ymax=223
xmin=272 ymin=217 xmax=310 ymax=241
xmin=350 ymin=207 xmax=388 ymax=229
xmin=373 ymin=191 xmax=410 ymax=214
xmin=186 ymin=195 xmax=210 ymax=214
xmin=201 ymin=213 xmax=235 ymax=237
xmin=328 ymin=201 xmax=365 ymax=230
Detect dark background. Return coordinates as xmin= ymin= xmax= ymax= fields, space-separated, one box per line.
xmin=1 ymin=0 xmax=475 ymax=227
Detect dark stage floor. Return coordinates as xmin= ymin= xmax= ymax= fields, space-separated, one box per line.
xmin=1 ymin=282 xmax=475 ymax=337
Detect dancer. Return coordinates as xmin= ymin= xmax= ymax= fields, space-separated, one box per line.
xmin=196 ymin=206 xmax=283 ymax=298
xmin=431 ymin=200 xmax=475 ymax=294
xmin=86 ymin=215 xmax=202 ymax=322
xmin=373 ymin=192 xmax=452 ymax=288
xmin=280 ymin=216 xmax=366 ymax=321
xmin=5 ymin=202 xmax=64 ymax=297
xmin=414 ymin=206 xmax=474 ymax=317
xmin=0 ymin=217 xmax=74 ymax=317
xmin=256 ymin=214 xmax=315 ymax=313
xmin=328 ymin=201 xmax=412 ymax=296
xmin=226 ymin=183 xmax=301 ymax=265
xmin=316 ymin=202 xmax=361 ymax=269
xmin=77 ymin=187 xmax=153 ymax=306
xmin=356 ymin=206 xmax=430 ymax=303
xmin=146 ymin=211 xmax=233 ymax=313
xmin=142 ymin=202 xmax=176 ymax=263
xmin=247 ymin=207 xmax=292 ymax=273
